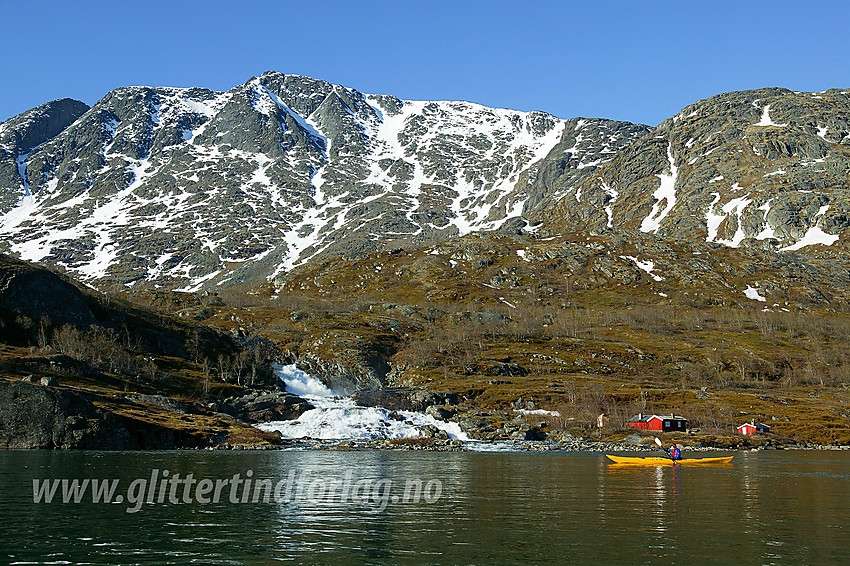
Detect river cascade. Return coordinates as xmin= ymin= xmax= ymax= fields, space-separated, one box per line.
xmin=257 ymin=365 xmax=469 ymax=441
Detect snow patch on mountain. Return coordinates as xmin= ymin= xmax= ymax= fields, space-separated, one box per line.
xmin=601 ymin=181 xmax=618 ymax=228
xmin=781 ymin=205 xmax=839 ymax=251
xmin=639 ymin=145 xmax=678 ymax=233
xmin=623 ymin=256 xmax=662 ymax=281
xmin=706 ymin=193 xmax=750 ymax=247
xmin=753 ymin=104 xmax=787 ymax=127
xmin=755 ymin=201 xmax=776 ymax=241
xmin=744 ymin=285 xmax=767 ymax=302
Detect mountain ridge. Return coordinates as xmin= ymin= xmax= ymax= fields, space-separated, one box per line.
xmin=0 ymin=71 xmax=648 ymax=290
xmin=536 ymin=87 xmax=850 ymax=256
xmin=2 ymin=73 xmax=850 ymax=446
xmin=1 ymin=74 xmax=848 ymax=295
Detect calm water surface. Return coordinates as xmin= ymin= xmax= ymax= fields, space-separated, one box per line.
xmin=1 ymin=450 xmax=848 ymax=565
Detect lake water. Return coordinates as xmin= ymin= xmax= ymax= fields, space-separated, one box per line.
xmin=1 ymin=450 xmax=848 ymax=565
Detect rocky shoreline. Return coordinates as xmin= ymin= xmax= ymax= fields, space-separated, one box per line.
xmin=3 ymin=376 xmax=848 ymax=452
xmin=203 ymin=437 xmax=850 ymax=452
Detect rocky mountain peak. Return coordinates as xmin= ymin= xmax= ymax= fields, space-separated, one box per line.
xmin=1 ymin=73 xmax=637 ymax=291
xmin=0 ymin=98 xmax=89 ymax=155
xmin=0 ymin=98 xmax=89 ymax=211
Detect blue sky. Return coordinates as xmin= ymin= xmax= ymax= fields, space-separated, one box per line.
xmin=1 ymin=0 xmax=848 ymax=125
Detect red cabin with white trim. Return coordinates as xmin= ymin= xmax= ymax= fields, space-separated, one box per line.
xmin=627 ymin=413 xmax=689 ymax=432
xmin=737 ymin=422 xmax=770 ymax=435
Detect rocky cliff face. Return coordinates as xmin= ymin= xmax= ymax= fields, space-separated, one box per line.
xmin=0 ymin=72 xmax=644 ymax=291
xmin=537 ymin=88 xmax=850 ymax=255
xmin=0 ymin=379 xmax=259 ymax=449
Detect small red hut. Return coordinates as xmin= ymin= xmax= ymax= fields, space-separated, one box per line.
xmin=627 ymin=413 xmax=689 ymax=432
xmin=737 ymin=422 xmax=771 ymax=435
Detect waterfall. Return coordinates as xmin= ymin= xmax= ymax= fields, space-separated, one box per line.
xmin=257 ymin=365 xmax=469 ymax=441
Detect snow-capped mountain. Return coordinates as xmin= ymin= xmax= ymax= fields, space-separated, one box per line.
xmin=2 ymin=75 xmax=849 ymax=293
xmin=0 ymin=71 xmax=645 ymax=290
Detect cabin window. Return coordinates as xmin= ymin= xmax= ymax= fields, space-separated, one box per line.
xmin=664 ymin=421 xmax=670 ymax=427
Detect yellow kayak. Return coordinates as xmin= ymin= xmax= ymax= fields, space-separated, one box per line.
xmin=606 ymin=455 xmax=733 ymax=466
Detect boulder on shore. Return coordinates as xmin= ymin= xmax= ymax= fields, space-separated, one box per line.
xmin=213 ymin=390 xmax=314 ymax=423
xmin=353 ymin=387 xmax=459 ymax=412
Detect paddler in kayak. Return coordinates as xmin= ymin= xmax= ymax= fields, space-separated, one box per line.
xmin=666 ymin=444 xmax=681 ymax=461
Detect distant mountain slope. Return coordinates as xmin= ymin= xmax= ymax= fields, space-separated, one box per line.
xmin=537 ymin=88 xmax=850 ymax=254
xmin=0 ymin=71 xmax=645 ymax=291
xmin=272 ymin=227 xmax=850 ymax=311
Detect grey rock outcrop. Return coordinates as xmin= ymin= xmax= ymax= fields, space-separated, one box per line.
xmin=214 ymin=390 xmax=314 ymax=423
xmin=0 ymin=380 xmax=217 ymax=449
xmin=353 ymin=387 xmax=459 ymax=412
xmin=295 ymin=330 xmax=402 ymax=393
xmin=0 ymin=381 xmax=130 ymax=449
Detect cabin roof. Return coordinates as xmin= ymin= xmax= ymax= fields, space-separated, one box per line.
xmin=628 ymin=413 xmax=689 ymax=423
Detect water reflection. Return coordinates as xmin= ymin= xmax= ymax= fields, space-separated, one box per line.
xmin=1 ymin=451 xmax=848 ymax=565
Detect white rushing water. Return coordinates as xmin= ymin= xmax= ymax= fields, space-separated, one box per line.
xmin=257 ymin=365 xmax=470 ymax=441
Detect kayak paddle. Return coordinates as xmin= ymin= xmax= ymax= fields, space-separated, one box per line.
xmin=655 ymin=437 xmax=673 ymax=460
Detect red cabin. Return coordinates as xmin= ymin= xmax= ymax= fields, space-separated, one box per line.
xmin=737 ymin=422 xmax=770 ymax=435
xmin=628 ymin=413 xmax=689 ymax=432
